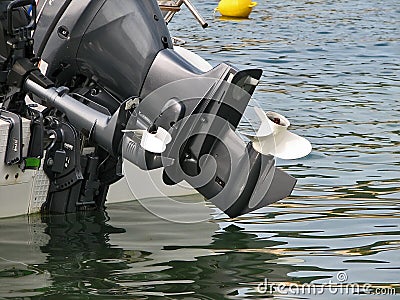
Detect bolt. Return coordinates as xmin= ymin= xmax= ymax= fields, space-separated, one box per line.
xmin=161 ymin=36 xmax=168 ymax=45
xmin=47 ymin=158 xmax=54 ymax=166
xmin=90 ymin=88 xmax=99 ymax=96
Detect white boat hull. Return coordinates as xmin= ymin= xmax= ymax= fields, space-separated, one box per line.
xmin=0 ymin=162 xmax=196 ymax=219
xmin=0 ymin=116 xmax=195 ymax=219
xmin=107 ymin=161 xmax=196 ymax=204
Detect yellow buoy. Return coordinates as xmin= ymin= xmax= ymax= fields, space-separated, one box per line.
xmin=216 ymin=0 xmax=257 ymax=18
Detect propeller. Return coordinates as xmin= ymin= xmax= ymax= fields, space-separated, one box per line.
xmin=243 ymin=107 xmax=312 ymax=159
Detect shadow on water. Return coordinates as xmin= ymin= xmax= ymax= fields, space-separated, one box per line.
xmin=0 ymin=202 xmax=336 ymax=299
xmin=0 ymin=199 xmax=216 ymax=299
xmin=2 ymin=196 xmax=398 ymax=299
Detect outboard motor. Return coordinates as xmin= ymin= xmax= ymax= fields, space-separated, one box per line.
xmin=0 ymin=0 xmax=311 ymax=218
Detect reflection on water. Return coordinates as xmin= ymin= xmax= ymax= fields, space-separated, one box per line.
xmin=0 ymin=200 xmax=219 ymax=299
xmin=0 ymin=0 xmax=399 ymax=298
xmin=0 ymin=199 xmax=398 ymax=299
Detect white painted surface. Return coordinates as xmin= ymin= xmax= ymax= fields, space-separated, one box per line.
xmin=108 ymin=160 xmax=196 ymax=203
xmin=0 ymin=118 xmax=38 ymax=218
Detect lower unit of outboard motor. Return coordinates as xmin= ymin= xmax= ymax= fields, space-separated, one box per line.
xmin=25 ymin=61 xmax=297 ymax=218
xmin=122 ymin=52 xmax=297 ymax=217
xmin=0 ymin=0 xmax=310 ymax=218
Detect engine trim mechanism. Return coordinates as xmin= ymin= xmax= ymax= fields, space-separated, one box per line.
xmin=0 ymin=0 xmax=311 ymax=218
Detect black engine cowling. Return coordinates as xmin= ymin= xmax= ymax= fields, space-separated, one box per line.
xmin=34 ymin=0 xmax=172 ymax=101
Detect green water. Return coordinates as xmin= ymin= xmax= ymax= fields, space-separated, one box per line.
xmin=0 ymin=0 xmax=399 ymax=299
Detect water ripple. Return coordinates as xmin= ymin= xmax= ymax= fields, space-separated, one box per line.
xmin=0 ymin=0 xmax=399 ymax=298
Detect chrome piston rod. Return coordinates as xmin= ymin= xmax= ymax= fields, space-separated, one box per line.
xmin=25 ymin=78 xmax=117 ymax=154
